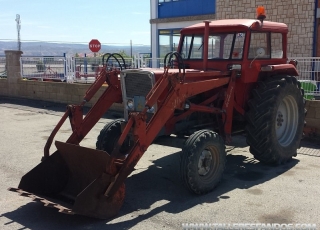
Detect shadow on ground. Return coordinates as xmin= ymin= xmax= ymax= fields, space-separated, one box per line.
xmin=2 ymin=135 xmax=299 ymax=230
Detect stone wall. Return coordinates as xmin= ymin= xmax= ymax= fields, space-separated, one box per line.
xmin=0 ymin=50 xmax=123 ymax=111
xmin=216 ymin=0 xmax=315 ymax=57
xmin=0 ymin=79 xmax=120 ymax=107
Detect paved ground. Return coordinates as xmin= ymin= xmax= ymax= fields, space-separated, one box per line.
xmin=0 ymin=97 xmax=319 ymax=230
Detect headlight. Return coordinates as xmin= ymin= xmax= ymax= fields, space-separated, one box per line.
xmin=147 ymin=106 xmax=155 ymax=113
xmin=127 ymin=99 xmax=134 ymax=110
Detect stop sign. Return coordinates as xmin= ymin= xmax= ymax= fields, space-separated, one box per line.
xmin=89 ymin=39 xmax=101 ymax=52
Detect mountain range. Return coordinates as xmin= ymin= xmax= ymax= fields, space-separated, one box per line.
xmin=0 ymin=41 xmax=151 ymax=57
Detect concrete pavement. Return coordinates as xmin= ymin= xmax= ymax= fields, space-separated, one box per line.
xmin=0 ymin=97 xmax=319 ymax=230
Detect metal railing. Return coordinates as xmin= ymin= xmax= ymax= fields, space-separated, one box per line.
xmin=20 ymin=56 xmax=65 ymax=81
xmin=144 ymin=58 xmax=164 ymax=68
xmin=18 ymin=55 xmax=320 ymax=98
xmin=20 ymin=56 xmax=136 ymax=83
xmin=74 ymin=57 xmax=134 ymax=83
xmin=293 ymin=57 xmax=320 ymax=99
xmin=0 ymin=56 xmax=6 ymax=78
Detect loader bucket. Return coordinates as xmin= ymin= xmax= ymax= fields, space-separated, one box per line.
xmin=9 ymin=141 xmax=125 ymax=219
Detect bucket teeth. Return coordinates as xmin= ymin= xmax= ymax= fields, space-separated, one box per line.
xmin=8 ymin=187 xmax=74 ymax=215
xmin=8 ymin=188 xmax=31 ymax=197
xmin=59 ymin=208 xmax=74 ymax=214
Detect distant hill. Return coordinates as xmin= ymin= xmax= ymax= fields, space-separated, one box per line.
xmin=0 ymin=41 xmax=151 ymax=57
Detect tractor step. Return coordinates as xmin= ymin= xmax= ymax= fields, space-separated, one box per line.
xmin=8 ymin=187 xmax=74 ymax=215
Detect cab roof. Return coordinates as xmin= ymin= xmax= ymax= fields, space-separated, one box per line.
xmin=180 ymin=19 xmax=288 ymax=34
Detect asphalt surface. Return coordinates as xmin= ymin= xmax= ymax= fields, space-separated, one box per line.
xmin=0 ymin=97 xmax=319 ymax=230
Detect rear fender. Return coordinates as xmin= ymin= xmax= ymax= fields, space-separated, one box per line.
xmin=260 ymin=64 xmax=299 ymax=77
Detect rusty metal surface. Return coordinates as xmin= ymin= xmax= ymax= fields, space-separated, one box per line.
xmin=72 ymin=179 xmax=125 ymax=219
xmin=18 ymin=151 xmax=69 ymax=196
xmin=53 ymin=142 xmax=125 ymax=219
xmin=8 ymin=187 xmax=74 ymax=215
xmin=55 ymin=141 xmax=112 ymax=198
xmin=15 ymin=141 xmax=125 ymax=219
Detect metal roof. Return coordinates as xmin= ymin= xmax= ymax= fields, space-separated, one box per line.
xmin=181 ymin=19 xmax=288 ymax=33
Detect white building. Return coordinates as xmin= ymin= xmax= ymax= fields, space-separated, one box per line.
xmin=150 ymin=0 xmax=216 ymax=59
xmin=150 ymin=0 xmax=317 ymax=59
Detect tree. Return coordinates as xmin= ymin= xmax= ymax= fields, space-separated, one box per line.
xmin=118 ymin=50 xmax=130 ymax=58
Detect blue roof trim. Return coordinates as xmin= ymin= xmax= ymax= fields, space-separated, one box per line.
xmin=158 ymin=0 xmax=215 ymax=18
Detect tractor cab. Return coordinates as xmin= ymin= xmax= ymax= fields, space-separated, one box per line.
xmin=178 ymin=18 xmax=290 ymax=83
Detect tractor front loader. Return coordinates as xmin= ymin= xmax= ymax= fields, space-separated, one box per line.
xmin=9 ymin=8 xmax=305 ymax=219
xmin=9 ymin=53 xmax=234 ymax=219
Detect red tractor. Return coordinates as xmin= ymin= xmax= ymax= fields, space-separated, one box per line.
xmin=9 ymin=9 xmax=304 ymax=219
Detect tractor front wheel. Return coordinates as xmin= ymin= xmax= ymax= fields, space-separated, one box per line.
xmin=96 ymin=119 xmax=133 ymax=156
xmin=245 ymin=76 xmax=304 ymax=164
xmin=180 ymin=130 xmax=226 ymax=194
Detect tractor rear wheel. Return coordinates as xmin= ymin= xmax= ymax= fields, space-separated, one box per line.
xmin=180 ymin=130 xmax=226 ymax=194
xmin=245 ymin=76 xmax=304 ymax=164
xmin=96 ymin=119 xmax=133 ymax=156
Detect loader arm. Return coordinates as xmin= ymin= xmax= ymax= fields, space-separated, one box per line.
xmin=44 ymin=68 xmax=122 ymax=158
xmin=9 ymin=67 xmax=234 ymax=219
xmin=105 ymin=68 xmax=231 ymax=197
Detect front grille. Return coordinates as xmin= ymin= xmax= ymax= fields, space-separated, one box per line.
xmin=121 ymin=70 xmax=155 ymax=121
xmin=124 ymin=72 xmax=153 ymax=98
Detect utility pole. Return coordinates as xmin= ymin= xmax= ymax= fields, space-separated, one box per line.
xmin=130 ymin=40 xmax=132 ymax=58
xmin=15 ymin=14 xmax=21 ymax=51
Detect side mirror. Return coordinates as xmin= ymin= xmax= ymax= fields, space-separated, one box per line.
xmin=256 ymin=47 xmax=265 ymax=57
xmin=250 ymin=47 xmax=266 ymax=68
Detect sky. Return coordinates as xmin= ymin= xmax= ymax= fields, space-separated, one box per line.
xmin=0 ymin=0 xmax=151 ymax=46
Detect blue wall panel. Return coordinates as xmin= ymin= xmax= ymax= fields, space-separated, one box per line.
xmin=158 ymin=0 xmax=215 ymax=18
